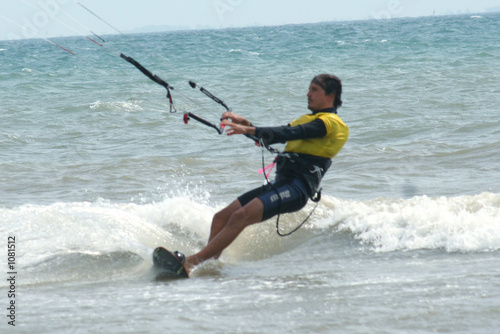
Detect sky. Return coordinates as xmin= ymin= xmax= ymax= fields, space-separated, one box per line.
xmin=1 ymin=0 xmax=500 ymax=40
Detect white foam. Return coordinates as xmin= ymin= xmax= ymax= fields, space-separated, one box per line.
xmin=2 ymin=201 xmax=171 ymax=267
xmin=89 ymin=100 xmax=143 ymax=112
xmin=123 ymin=196 xmax=217 ymax=246
xmin=322 ymin=192 xmax=500 ymax=252
xmin=1 ymin=197 xmax=219 ymax=285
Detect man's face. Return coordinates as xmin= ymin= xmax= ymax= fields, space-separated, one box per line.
xmin=307 ymin=82 xmax=334 ymax=111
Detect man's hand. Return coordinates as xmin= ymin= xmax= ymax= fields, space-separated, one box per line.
xmin=221 ymin=120 xmax=256 ymax=136
xmin=220 ymin=111 xmax=252 ymax=126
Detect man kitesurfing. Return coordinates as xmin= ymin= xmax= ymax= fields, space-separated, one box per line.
xmin=3 ymin=0 xmax=346 ymax=278
xmin=164 ymin=74 xmax=349 ymax=276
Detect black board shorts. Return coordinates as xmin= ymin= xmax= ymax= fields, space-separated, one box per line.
xmin=237 ymin=177 xmax=309 ymax=221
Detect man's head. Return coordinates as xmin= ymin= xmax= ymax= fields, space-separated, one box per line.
xmin=307 ymin=74 xmax=343 ymax=111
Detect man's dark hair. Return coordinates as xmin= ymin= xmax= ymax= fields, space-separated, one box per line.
xmin=311 ymin=74 xmax=343 ymax=109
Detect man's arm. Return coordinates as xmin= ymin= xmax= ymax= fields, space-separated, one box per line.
xmin=220 ymin=112 xmax=327 ymax=145
xmin=254 ymin=119 xmax=327 ymax=145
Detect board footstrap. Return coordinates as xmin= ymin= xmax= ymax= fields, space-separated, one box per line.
xmin=152 ymin=247 xmax=189 ymax=278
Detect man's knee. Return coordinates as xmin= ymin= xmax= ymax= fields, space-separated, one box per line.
xmin=228 ymin=199 xmax=264 ymax=228
xmin=229 ymin=208 xmax=247 ymax=225
xmin=212 ymin=210 xmax=227 ymax=224
xmin=214 ymin=199 xmax=242 ymax=223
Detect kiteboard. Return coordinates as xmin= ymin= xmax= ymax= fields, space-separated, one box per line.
xmin=152 ymin=247 xmax=189 ymax=278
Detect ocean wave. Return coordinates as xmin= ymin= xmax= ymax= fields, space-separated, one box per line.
xmin=3 ymin=192 xmax=499 ymax=285
xmin=322 ymin=192 xmax=500 ymax=253
xmin=17 ymin=251 xmax=146 ymax=287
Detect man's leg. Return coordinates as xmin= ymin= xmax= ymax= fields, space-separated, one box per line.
xmin=185 ymin=198 xmax=264 ymax=273
xmin=207 ymin=199 xmax=242 ymax=259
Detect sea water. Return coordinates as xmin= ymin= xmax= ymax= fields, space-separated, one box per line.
xmin=1 ymin=12 xmax=500 ymax=334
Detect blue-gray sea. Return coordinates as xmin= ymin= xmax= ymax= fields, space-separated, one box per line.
xmin=1 ymin=11 xmax=500 ymax=334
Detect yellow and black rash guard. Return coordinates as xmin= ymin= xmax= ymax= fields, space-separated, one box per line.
xmin=254 ymin=107 xmax=349 ymax=196
xmin=284 ymin=111 xmax=348 ymax=158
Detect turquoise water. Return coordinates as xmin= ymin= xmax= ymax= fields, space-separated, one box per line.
xmin=1 ymin=12 xmax=500 ymax=333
